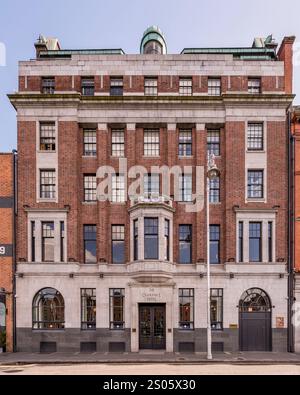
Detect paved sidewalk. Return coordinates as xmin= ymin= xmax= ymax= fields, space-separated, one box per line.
xmin=0 ymin=351 xmax=300 ymax=365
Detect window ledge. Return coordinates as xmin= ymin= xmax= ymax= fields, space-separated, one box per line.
xmin=246 ymin=150 xmax=266 ymax=154
xmin=178 ymin=155 xmax=194 ymax=159
xmin=82 ymin=155 xmax=97 ymax=159
xmin=37 ymin=150 xmax=57 ymax=154
xmin=246 ymin=198 xmax=266 ymax=203
xmin=142 ymin=155 xmax=161 ymax=159
xmin=37 ymin=198 xmax=57 ymax=203
xmin=82 ymin=201 xmax=97 ymax=205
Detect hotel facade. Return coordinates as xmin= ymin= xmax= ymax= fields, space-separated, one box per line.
xmin=9 ymin=28 xmax=294 ymax=353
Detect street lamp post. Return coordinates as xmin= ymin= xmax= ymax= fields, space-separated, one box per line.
xmin=206 ymin=153 xmax=219 ymax=360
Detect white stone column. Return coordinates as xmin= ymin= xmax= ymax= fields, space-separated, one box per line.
xmin=138 ymin=216 xmax=144 ymax=260
xmin=244 ymin=220 xmax=249 ymax=263
xmin=262 ymin=220 xmax=268 ymax=262
xmin=54 ymin=219 xmax=61 ymax=262
xmin=130 ymin=285 xmax=139 ymax=352
xmin=158 ymin=215 xmax=165 ymax=261
xmin=35 ymin=220 xmax=42 ymax=262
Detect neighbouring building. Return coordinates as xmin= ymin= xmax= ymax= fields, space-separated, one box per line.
xmin=9 ymin=28 xmax=295 ymax=353
xmin=291 ymin=107 xmax=300 ymax=352
xmin=0 ymin=152 xmax=16 ymax=352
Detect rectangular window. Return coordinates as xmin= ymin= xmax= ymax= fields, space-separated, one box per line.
xmin=179 ymin=225 xmax=192 ymax=264
xmin=144 ymin=77 xmax=158 ymax=96
xmin=112 ymin=225 xmax=125 ymax=264
xmin=144 ymin=218 xmax=158 ymax=260
xmin=42 ymin=77 xmax=55 ymax=94
xmin=179 ymin=289 xmax=194 ymax=329
xmin=210 ymin=289 xmax=223 ymax=330
xmin=248 ymin=78 xmax=261 ymax=94
xmin=179 ymin=174 xmax=192 ymax=202
xmin=268 ymin=222 xmax=273 ymax=263
xmin=40 ymin=169 xmax=56 ymax=199
xmin=112 ymin=174 xmax=125 ymax=202
xmin=84 ymin=174 xmax=97 ymax=202
xmin=179 ymin=129 xmax=192 ymax=156
xmin=179 ymin=78 xmax=192 ymax=95
xmin=248 ymin=170 xmax=264 ymax=199
xmin=249 ymin=222 xmax=262 ymax=262
xmin=111 ymin=129 xmax=125 ymax=157
xmin=110 ymin=77 xmax=123 ymax=96
xmin=209 ymin=176 xmax=220 ymax=203
xmin=164 ymin=219 xmax=170 ymax=261
xmin=143 ymin=173 xmax=160 ymax=197
xmin=42 ymin=222 xmax=55 ymax=262
xmin=208 ymin=78 xmax=221 ymax=96
xmin=83 ymin=129 xmax=97 ymax=156
xmin=60 ymin=221 xmax=64 ymax=262
xmin=207 ymin=130 xmax=220 ymax=156
xmin=247 ymin=123 xmax=264 ymax=151
xmin=81 ymin=77 xmax=95 ymax=96
xmin=239 ymin=221 xmax=243 ymax=263
xmin=84 ymin=225 xmax=97 ymax=263
xmin=210 ymin=225 xmax=220 ymax=264
xmin=81 ymin=289 xmax=96 ymax=330
xmin=40 ymin=122 xmax=56 ymax=151
xmin=144 ymin=129 xmax=160 ymax=156
xmin=134 ymin=219 xmax=138 ymax=261
xmin=109 ymin=288 xmax=125 ymax=329
xmin=31 ymin=221 xmax=35 ymax=262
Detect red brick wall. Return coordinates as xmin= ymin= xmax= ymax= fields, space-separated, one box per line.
xmin=16 ymin=118 xmax=288 ymax=266
xmin=0 ymin=153 xmax=14 ymax=352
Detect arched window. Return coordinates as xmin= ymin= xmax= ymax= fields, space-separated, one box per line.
xmin=239 ymin=288 xmax=271 ymax=313
xmin=32 ymin=288 xmax=65 ymax=329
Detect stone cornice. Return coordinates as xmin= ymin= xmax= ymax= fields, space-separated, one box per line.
xmin=8 ymin=92 xmax=295 ymax=111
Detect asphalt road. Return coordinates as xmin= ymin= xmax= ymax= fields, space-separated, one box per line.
xmin=0 ymin=363 xmax=299 ymax=375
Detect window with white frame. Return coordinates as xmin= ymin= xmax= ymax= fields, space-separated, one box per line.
xmin=144 ymin=77 xmax=158 ymax=96
xmin=28 ymin=216 xmax=67 ymax=263
xmin=144 ymin=129 xmax=160 ymax=156
xmin=237 ymin=215 xmax=275 ymax=264
xmin=111 ymin=129 xmax=125 ymax=157
xmin=40 ymin=122 xmax=56 ymax=151
xmin=179 ymin=174 xmax=192 ymax=202
xmin=42 ymin=222 xmax=55 ymax=262
xmin=110 ymin=77 xmax=123 ymax=96
xmin=207 ymin=129 xmax=220 ymax=156
xmin=111 ymin=174 xmax=125 ymax=202
xmin=209 ymin=176 xmax=220 ymax=203
xmin=40 ymin=169 xmax=56 ymax=199
xmin=143 ymin=173 xmax=160 ymax=197
xmin=84 ymin=174 xmax=97 ymax=202
xmin=83 ymin=129 xmax=97 ymax=156
xmin=247 ymin=123 xmax=264 ymax=151
xmin=248 ymin=78 xmax=261 ymax=94
xmin=247 ymin=170 xmax=264 ymax=199
xmin=208 ymin=78 xmax=221 ymax=96
xmin=179 ymin=78 xmax=192 ymax=95
xmin=81 ymin=77 xmax=95 ymax=96
xmin=42 ymin=77 xmax=55 ymax=94
xmin=179 ymin=129 xmax=192 ymax=156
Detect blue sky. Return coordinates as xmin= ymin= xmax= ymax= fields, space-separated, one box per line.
xmin=0 ymin=0 xmax=299 ymax=151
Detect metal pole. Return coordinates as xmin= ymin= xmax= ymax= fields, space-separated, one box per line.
xmin=206 ymin=175 xmax=212 ymax=360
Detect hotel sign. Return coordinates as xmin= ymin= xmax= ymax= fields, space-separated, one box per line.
xmin=0 ymin=244 xmax=13 ymax=257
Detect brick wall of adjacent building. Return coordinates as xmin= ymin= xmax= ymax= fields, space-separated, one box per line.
xmin=0 ymin=153 xmax=14 ymax=352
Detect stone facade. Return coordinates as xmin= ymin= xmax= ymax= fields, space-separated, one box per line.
xmin=9 ymin=30 xmax=294 ymax=353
